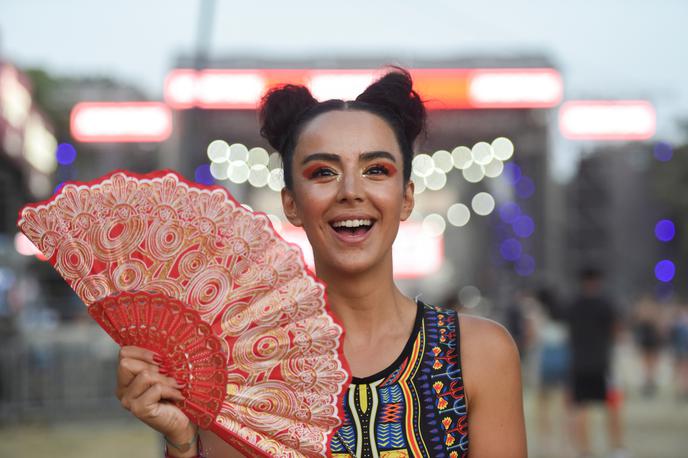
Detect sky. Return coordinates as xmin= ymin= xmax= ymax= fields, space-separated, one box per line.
xmin=1 ymin=0 xmax=687 ymax=178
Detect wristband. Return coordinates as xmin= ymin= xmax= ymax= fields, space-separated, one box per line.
xmin=164 ymin=426 xmax=198 ymax=454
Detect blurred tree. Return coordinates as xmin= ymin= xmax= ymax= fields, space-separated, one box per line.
xmin=24 ymin=68 xmax=70 ymax=141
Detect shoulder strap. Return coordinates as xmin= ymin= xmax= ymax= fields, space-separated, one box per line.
xmin=455 ymin=310 xmax=469 ymax=408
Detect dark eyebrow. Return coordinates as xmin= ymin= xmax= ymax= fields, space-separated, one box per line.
xmin=301 ymin=152 xmax=341 ymax=165
xmin=360 ymin=151 xmax=397 ymax=163
xmin=301 ymin=150 xmax=397 ymax=165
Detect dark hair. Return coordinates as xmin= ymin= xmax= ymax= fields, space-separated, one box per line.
xmin=579 ymin=267 xmax=603 ymax=281
xmin=258 ymin=66 xmax=427 ymax=189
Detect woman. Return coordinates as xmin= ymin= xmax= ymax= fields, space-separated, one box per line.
xmin=116 ymin=67 xmax=527 ymax=457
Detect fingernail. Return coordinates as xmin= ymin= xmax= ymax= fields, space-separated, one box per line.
xmin=153 ymin=354 xmax=162 ymax=364
xmin=159 ymin=367 xmax=169 ymax=375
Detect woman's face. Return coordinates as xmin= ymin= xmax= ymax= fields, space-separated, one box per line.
xmin=281 ymin=109 xmax=414 ymax=276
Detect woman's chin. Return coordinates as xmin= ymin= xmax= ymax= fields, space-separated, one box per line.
xmin=316 ymin=253 xmax=387 ymax=278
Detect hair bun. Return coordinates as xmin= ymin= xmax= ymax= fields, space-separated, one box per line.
xmin=259 ymin=84 xmax=318 ymax=152
xmin=355 ymin=66 xmax=427 ymax=146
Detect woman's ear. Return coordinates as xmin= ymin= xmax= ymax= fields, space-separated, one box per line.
xmin=281 ymin=187 xmax=303 ymax=227
xmin=400 ymin=180 xmax=415 ymax=221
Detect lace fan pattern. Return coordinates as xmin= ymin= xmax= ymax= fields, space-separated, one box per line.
xmin=17 ymin=170 xmax=351 ymax=457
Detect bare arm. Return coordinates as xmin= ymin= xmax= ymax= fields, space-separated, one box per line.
xmin=116 ymin=346 xmax=248 ymax=457
xmin=459 ymin=315 xmax=527 ymax=457
xmin=116 ymin=346 xmax=197 ymax=457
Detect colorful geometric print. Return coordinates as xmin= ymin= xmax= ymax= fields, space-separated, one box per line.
xmin=431 ymin=310 xmax=469 ymax=455
xmin=330 ymin=301 xmax=469 ymax=457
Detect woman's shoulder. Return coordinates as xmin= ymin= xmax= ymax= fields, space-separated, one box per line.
xmin=458 ymin=313 xmax=517 ymax=351
xmin=416 ymin=303 xmax=519 ymax=365
xmin=454 ymin=314 xmax=527 ymax=456
xmin=457 ymin=314 xmax=521 ymax=403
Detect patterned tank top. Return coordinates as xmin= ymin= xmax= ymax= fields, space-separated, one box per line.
xmin=330 ymin=300 xmax=469 ymax=457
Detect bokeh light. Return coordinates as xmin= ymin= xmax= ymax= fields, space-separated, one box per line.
xmin=268 ymin=168 xmax=285 ymax=191
xmin=655 ymin=219 xmax=675 ymax=242
xmin=471 ymin=192 xmax=496 ymax=216
xmin=513 ymin=215 xmax=535 ymax=238
xmin=210 ymin=161 xmax=229 ymax=180
xmin=500 ymin=238 xmax=522 ymax=261
xmin=248 ymin=164 xmax=270 ymax=187
xmin=207 ymin=139 xmax=229 ymax=162
xmin=432 ymin=150 xmax=454 ymax=173
xmin=491 ymin=137 xmax=514 ymax=161
xmin=425 ymin=169 xmax=447 ymax=190
xmin=654 ymin=260 xmax=675 ymax=282
xmin=515 ymin=175 xmax=535 ymax=198
xmin=194 ymin=164 xmax=214 ymax=185
xmin=503 ymin=162 xmax=522 ymax=185
xmin=452 ymin=146 xmax=473 ymax=169
xmin=483 ymin=158 xmax=504 ymax=178
xmin=447 ymin=203 xmax=471 ymax=227
xmin=248 ymin=146 xmax=270 ymax=166
xmin=471 ymin=141 xmax=493 ymax=165
xmin=412 ymin=172 xmax=427 ymax=194
xmin=515 ymin=254 xmax=536 ymax=276
xmin=228 ymin=161 xmax=250 ymax=183
xmin=498 ymin=202 xmax=521 ymax=224
xmin=55 ymin=143 xmax=77 ymax=165
xmin=459 ymin=285 xmax=482 ymax=309
xmin=268 ymin=152 xmax=282 ymax=169
xmin=462 ymin=162 xmax=485 ymax=183
xmin=422 ymin=213 xmax=446 ymax=237
xmin=653 ymin=141 xmax=673 ymax=162
xmin=412 ymin=154 xmax=435 ymax=177
xmin=228 ymin=143 xmax=249 ymax=162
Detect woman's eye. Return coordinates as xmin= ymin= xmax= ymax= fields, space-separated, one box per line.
xmin=310 ymin=167 xmax=337 ymax=178
xmin=365 ymin=164 xmax=391 ymax=176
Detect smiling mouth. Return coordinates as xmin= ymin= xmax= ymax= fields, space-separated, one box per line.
xmin=329 ymin=219 xmax=375 ymax=236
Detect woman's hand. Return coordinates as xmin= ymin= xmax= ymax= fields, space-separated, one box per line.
xmin=115 ymin=346 xmax=197 ymax=454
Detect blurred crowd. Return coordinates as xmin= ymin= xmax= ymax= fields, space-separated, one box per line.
xmin=448 ymin=269 xmax=688 ymax=457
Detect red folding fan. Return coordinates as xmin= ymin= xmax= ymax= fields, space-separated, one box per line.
xmin=17 ymin=170 xmax=351 ymax=457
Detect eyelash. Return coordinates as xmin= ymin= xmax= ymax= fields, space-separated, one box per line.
xmin=365 ymin=164 xmax=391 ymax=176
xmin=305 ymin=163 xmax=394 ymax=180
xmin=309 ymin=167 xmax=337 ymax=179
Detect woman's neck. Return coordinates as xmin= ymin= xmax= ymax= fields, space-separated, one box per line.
xmin=315 ymin=257 xmax=415 ymax=345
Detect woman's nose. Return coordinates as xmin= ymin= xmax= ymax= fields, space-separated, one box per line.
xmin=336 ymin=171 xmax=365 ymax=203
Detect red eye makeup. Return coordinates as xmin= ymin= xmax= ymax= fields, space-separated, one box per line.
xmin=302 ymin=163 xmax=337 ymax=179
xmin=365 ymin=162 xmax=398 ymax=177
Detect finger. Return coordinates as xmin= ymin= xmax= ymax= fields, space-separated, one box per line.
xmin=120 ymin=346 xmax=160 ymax=365
xmin=125 ymin=369 xmax=183 ymax=402
xmin=128 ymin=383 xmax=186 ymax=418
xmin=116 ymin=357 xmax=161 ymax=398
xmin=136 ymin=382 xmax=186 ymax=407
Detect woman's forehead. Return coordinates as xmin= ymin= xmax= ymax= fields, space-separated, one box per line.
xmin=295 ymin=110 xmax=401 ymax=158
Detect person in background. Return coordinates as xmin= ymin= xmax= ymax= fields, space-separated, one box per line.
xmin=670 ymin=301 xmax=688 ymax=401
xmin=505 ymin=289 xmax=530 ymax=358
xmin=531 ymin=287 xmax=572 ymax=456
xmin=631 ymin=295 xmax=664 ymax=396
xmin=565 ymin=268 xmax=626 ymax=458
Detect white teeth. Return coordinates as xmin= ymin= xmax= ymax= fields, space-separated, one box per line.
xmin=332 ymin=219 xmax=372 ymax=228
